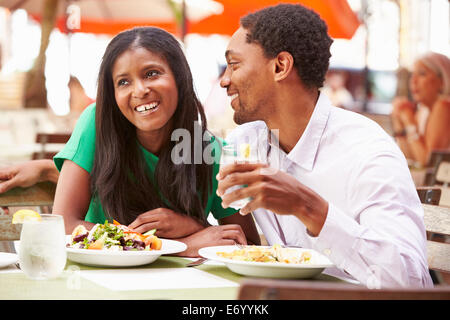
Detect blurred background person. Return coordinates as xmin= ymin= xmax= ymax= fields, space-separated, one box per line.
xmin=391 ymin=52 xmax=450 ymax=167
xmin=68 ymin=75 xmax=95 ymax=114
xmin=322 ymin=70 xmax=355 ymax=110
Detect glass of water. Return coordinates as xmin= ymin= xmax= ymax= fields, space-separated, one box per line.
xmin=19 ymin=214 xmax=67 ymax=280
xmin=220 ymin=143 xmax=264 ymax=210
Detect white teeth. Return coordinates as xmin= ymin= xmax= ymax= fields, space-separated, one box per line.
xmin=230 ymin=93 xmax=239 ymax=100
xmin=135 ymin=102 xmax=159 ymax=112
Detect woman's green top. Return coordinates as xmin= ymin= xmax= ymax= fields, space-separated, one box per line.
xmin=54 ymin=103 xmax=237 ymax=223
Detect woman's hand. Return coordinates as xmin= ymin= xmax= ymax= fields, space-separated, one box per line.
xmin=128 ymin=208 xmax=205 ymax=238
xmin=175 ymin=224 xmax=247 ymax=257
xmin=391 ymin=96 xmax=415 ymax=130
xmin=0 ymin=159 xmax=58 ymax=194
xmin=398 ymin=104 xmax=416 ymax=126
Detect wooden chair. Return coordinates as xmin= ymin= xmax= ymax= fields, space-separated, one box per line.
xmin=424 ymin=150 xmax=450 ymax=186
xmin=435 ymin=161 xmax=450 ymax=207
xmin=237 ymin=278 xmax=450 ymax=300
xmin=31 ymin=132 xmax=71 ymax=160
xmin=0 ymin=181 xmax=56 ymax=241
xmin=417 ymin=187 xmax=441 ymax=205
xmin=423 ymin=204 xmax=450 ymax=280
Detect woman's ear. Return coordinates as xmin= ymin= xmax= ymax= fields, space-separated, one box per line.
xmin=273 ymin=51 xmax=294 ymax=82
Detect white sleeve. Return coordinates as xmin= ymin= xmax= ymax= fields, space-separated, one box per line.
xmin=308 ymin=151 xmax=433 ymax=288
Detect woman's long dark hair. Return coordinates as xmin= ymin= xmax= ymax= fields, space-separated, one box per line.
xmin=91 ymin=27 xmax=212 ymax=225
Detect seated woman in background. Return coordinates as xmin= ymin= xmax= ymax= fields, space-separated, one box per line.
xmin=391 ymin=52 xmax=450 ymax=167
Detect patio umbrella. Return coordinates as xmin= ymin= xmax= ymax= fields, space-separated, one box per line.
xmin=1 ymin=0 xmax=358 ymax=39
xmin=0 ymin=0 xmax=224 ymax=37
xmin=190 ymin=0 xmax=360 ymax=39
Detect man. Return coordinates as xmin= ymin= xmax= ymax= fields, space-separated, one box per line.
xmin=216 ymin=4 xmax=432 ymax=288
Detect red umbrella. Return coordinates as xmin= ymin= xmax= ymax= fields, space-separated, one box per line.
xmin=191 ymin=0 xmax=360 ymax=39
xmin=0 ymin=0 xmax=224 ymax=37
xmin=1 ymin=0 xmax=359 ymax=39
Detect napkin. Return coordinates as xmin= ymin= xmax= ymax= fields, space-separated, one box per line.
xmin=80 ymin=267 xmax=238 ymax=291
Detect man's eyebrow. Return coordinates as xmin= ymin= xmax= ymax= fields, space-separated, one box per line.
xmin=225 ymin=49 xmax=238 ymax=59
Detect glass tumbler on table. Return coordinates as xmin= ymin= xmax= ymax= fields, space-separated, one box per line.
xmin=19 ymin=214 xmax=67 ymax=280
xmin=220 ymin=143 xmax=263 ymax=210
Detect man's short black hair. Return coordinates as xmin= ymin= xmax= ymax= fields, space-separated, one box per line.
xmin=240 ymin=3 xmax=333 ymax=89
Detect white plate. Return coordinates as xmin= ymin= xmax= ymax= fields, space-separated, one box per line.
xmin=199 ymin=245 xmax=334 ymax=279
xmin=66 ymin=239 xmax=187 ymax=267
xmin=0 ymin=252 xmax=18 ymax=268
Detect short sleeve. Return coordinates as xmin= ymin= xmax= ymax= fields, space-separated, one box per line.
xmin=53 ymin=103 xmax=107 ymax=224
xmin=54 ymin=103 xmax=96 ymax=173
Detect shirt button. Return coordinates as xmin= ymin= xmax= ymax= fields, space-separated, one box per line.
xmin=323 ymin=249 xmax=331 ymax=256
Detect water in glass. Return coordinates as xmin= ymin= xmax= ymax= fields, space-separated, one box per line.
xmin=19 ymin=214 xmax=67 ymax=280
xmin=220 ymin=143 xmax=258 ymax=209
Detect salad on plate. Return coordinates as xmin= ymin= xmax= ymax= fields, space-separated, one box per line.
xmin=68 ymin=220 xmax=162 ymax=251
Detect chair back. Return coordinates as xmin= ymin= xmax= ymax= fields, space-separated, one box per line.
xmin=425 ymin=150 xmax=450 ymax=186
xmin=237 ymin=279 xmax=450 ymax=300
xmin=417 ymin=187 xmax=441 ymax=205
xmin=436 ymin=161 xmax=450 ymax=185
xmin=32 ymin=133 xmax=71 ymax=160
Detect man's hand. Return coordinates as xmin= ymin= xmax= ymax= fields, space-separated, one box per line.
xmin=176 ymin=224 xmax=248 ymax=257
xmin=128 ymin=208 xmax=205 ymax=238
xmin=217 ymin=162 xmax=328 ymax=236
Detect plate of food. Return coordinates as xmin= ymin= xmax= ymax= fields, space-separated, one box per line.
xmin=0 ymin=252 xmax=18 ymax=269
xmin=66 ymin=221 xmax=187 ymax=267
xmin=199 ymin=245 xmax=334 ymax=279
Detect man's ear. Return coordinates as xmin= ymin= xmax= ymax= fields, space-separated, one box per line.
xmin=273 ymin=51 xmax=294 ymax=82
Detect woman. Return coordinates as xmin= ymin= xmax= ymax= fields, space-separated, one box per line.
xmin=52 ymin=27 xmax=260 ymax=256
xmin=391 ymin=52 xmax=450 ymax=167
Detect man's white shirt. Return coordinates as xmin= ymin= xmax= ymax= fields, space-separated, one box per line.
xmin=225 ymin=92 xmax=433 ymax=288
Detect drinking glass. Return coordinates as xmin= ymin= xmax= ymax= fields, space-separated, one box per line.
xmin=19 ymin=214 xmax=67 ymax=280
xmin=220 ymin=143 xmax=265 ymax=210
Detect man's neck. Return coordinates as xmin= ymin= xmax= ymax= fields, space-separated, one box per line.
xmin=265 ymin=88 xmax=319 ymax=154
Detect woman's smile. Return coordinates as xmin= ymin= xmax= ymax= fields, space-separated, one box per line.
xmin=134 ymin=101 xmax=160 ymax=115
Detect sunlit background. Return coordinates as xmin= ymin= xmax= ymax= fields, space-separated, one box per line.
xmin=0 ymin=0 xmax=448 ymax=117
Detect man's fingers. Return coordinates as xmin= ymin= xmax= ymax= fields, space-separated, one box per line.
xmin=220 ymin=183 xmax=263 ymax=209
xmin=216 ymin=170 xmax=262 ymax=196
xmin=217 ymin=162 xmax=267 ymax=180
xmin=239 ymin=200 xmax=259 ymax=216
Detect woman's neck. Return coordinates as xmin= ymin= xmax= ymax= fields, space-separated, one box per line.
xmin=421 ymin=95 xmax=439 ymax=110
xmin=136 ymin=122 xmax=173 ymax=156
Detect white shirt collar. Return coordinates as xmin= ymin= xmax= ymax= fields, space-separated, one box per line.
xmin=286 ymin=92 xmax=332 ymax=171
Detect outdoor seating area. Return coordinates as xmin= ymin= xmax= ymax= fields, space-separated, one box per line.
xmin=0 ymin=0 xmax=449 ymax=308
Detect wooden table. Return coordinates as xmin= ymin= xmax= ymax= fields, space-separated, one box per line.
xmin=0 ymin=181 xmax=56 ymax=208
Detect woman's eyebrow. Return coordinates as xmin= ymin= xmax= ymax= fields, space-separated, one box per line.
xmin=113 ymin=72 xmax=128 ymax=80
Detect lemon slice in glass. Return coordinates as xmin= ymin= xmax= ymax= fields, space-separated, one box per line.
xmin=11 ymin=209 xmax=42 ymax=224
xmin=239 ymin=143 xmax=251 ymax=159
